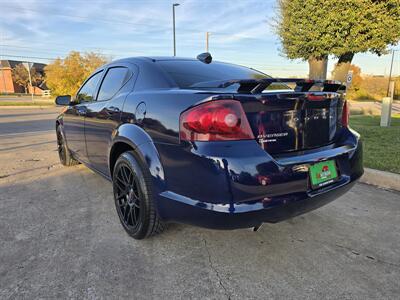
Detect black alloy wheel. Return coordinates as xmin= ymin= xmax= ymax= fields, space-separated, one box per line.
xmin=113 ymin=151 xmax=164 ymax=239
xmin=114 ymin=164 xmax=142 ymax=232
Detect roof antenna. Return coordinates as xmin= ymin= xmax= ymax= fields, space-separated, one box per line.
xmin=197 ymin=52 xmax=212 ymax=64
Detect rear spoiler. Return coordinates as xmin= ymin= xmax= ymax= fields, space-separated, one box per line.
xmin=190 ymin=79 xmax=346 ymax=94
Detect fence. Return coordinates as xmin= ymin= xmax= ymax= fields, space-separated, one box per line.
xmin=42 ymin=90 xmax=51 ymax=97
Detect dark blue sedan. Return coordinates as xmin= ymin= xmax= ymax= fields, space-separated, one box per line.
xmin=55 ymin=54 xmax=363 ymax=239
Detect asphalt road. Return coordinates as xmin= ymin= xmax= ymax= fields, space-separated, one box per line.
xmin=349 ymin=100 xmax=400 ymax=114
xmin=0 ymin=108 xmax=399 ymax=299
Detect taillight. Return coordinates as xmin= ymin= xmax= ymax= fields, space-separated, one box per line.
xmin=342 ymin=101 xmax=349 ymax=127
xmin=179 ymin=100 xmax=254 ymax=141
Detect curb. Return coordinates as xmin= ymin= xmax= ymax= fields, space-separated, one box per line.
xmin=360 ymin=168 xmax=400 ymax=192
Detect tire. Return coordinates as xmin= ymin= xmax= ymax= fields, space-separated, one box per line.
xmin=56 ymin=126 xmax=79 ymax=166
xmin=112 ymin=151 xmax=165 ymax=239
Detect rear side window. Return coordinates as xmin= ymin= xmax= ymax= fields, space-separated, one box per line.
xmin=157 ymin=60 xmax=270 ymax=88
xmin=97 ymin=67 xmax=130 ymax=101
xmin=76 ymin=71 xmax=103 ymax=102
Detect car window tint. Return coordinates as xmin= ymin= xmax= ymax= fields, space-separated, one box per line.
xmin=76 ymin=71 xmax=103 ymax=103
xmin=157 ymin=61 xmax=271 ymax=88
xmin=97 ymin=67 xmax=130 ymax=101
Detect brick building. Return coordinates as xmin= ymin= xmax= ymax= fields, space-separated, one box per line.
xmin=0 ymin=60 xmax=48 ymax=95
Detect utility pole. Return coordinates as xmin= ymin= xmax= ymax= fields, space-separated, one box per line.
xmin=23 ymin=62 xmax=34 ymax=102
xmin=387 ymin=49 xmax=396 ymax=96
xmin=172 ymin=3 xmax=180 ymax=56
xmin=27 ymin=63 xmax=33 ymax=102
xmin=206 ymin=32 xmax=210 ymax=52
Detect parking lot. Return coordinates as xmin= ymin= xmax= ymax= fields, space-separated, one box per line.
xmin=0 ymin=107 xmax=399 ymax=299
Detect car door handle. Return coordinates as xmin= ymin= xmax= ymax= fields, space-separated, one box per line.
xmin=77 ymin=107 xmax=87 ymax=116
xmin=106 ymin=106 xmax=120 ymax=114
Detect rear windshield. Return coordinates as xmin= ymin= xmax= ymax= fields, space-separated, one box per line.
xmin=157 ymin=60 xmax=270 ymax=88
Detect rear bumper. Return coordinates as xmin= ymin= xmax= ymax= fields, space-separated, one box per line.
xmin=155 ymin=128 xmax=363 ymax=229
xmin=157 ymin=177 xmax=357 ymax=229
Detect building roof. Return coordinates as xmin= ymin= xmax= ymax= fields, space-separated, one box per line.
xmin=0 ymin=60 xmax=46 ymax=72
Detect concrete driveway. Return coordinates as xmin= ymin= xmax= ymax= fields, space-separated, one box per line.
xmin=0 ymin=107 xmax=399 ymax=299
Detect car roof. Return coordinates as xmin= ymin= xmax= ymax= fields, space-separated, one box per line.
xmin=111 ymin=56 xmax=198 ymax=64
xmin=93 ymin=56 xmax=197 ymax=75
xmin=106 ymin=56 xmax=248 ymax=73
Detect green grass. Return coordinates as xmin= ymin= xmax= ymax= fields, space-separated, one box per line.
xmin=0 ymin=101 xmax=55 ymax=106
xmin=350 ymin=114 xmax=400 ymax=174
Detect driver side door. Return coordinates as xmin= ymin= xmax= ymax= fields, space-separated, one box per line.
xmin=63 ymin=70 xmax=103 ymax=162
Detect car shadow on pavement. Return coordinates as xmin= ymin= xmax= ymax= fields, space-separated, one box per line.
xmin=1 ymin=166 xmax=399 ymax=299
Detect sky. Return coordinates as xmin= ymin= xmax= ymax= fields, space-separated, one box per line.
xmin=0 ymin=0 xmax=399 ymax=77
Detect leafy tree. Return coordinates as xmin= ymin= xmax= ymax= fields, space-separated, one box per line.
xmin=395 ymin=76 xmax=400 ymax=99
xmin=346 ymin=65 xmax=362 ymax=91
xmin=275 ymin=0 xmax=400 ymax=81
xmin=12 ymin=63 xmax=42 ymax=93
xmin=45 ymin=51 xmax=108 ymax=96
xmin=331 ymin=0 xmax=400 ymax=81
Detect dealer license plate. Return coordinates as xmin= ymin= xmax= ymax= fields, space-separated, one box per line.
xmin=309 ymin=160 xmax=339 ymax=189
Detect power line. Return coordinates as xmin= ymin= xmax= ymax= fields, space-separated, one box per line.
xmin=0 ymin=45 xmax=130 ymax=58
xmin=1 ymin=45 xmax=71 ymax=56
xmin=0 ymin=50 xmax=310 ymax=70
xmin=1 ymin=40 xmax=278 ymax=56
xmin=1 ymin=46 xmax=305 ymax=68
xmin=0 ymin=54 xmax=307 ymax=71
xmin=0 ymin=54 xmax=57 ymax=61
xmin=0 ymin=43 xmax=145 ymax=55
xmin=1 ymin=44 xmax=113 ymax=52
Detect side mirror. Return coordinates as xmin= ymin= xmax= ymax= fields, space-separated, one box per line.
xmin=55 ymin=95 xmax=72 ymax=106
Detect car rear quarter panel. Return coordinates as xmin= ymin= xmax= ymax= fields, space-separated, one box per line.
xmin=121 ymin=90 xmax=234 ymax=205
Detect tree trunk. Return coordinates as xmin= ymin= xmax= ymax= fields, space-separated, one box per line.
xmin=332 ymin=52 xmax=355 ymax=82
xmin=308 ymin=56 xmax=328 ymax=80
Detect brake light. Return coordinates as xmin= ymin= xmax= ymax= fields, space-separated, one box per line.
xmin=179 ymin=100 xmax=254 ymax=141
xmin=342 ymin=101 xmax=349 ymax=127
xmin=307 ymin=94 xmax=325 ymax=101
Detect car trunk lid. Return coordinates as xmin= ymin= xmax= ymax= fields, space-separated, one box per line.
xmin=236 ymin=91 xmax=345 ymax=154
xmin=192 ymin=79 xmax=347 ymax=154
